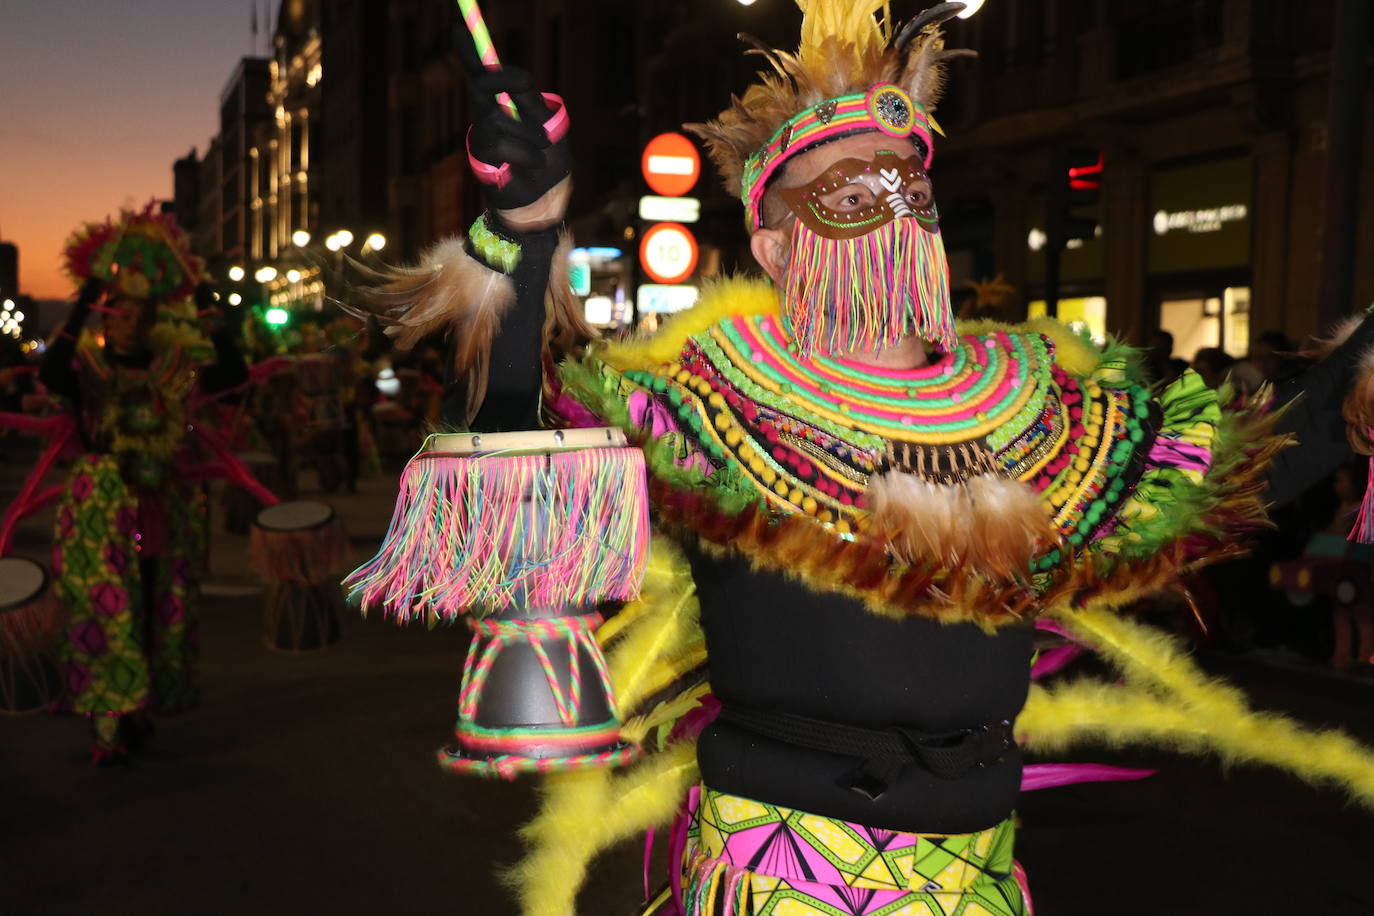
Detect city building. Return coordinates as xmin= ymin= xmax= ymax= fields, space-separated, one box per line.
xmin=925 ymin=0 xmax=1374 ymax=354
xmin=0 ymin=242 xmax=18 ymax=303
xmin=170 ymin=0 xmax=1370 ymax=349
xmin=221 ymin=58 xmax=274 ymax=267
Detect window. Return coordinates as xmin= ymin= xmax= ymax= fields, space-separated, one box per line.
xmin=1158 ymin=286 xmax=1250 ymax=361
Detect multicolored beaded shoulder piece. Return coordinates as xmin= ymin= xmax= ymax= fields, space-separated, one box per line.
xmin=615 ymin=313 xmax=1160 ymax=573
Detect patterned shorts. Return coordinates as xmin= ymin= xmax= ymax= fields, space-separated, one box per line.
xmin=672 ymin=786 xmax=1030 ymax=916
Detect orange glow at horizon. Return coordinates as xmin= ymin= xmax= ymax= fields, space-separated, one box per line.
xmin=0 ymin=2 xmax=266 ymax=301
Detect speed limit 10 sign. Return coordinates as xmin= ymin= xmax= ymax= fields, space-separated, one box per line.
xmin=639 ymin=222 xmax=699 ymax=285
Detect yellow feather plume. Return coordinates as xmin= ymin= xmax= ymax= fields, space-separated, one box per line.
xmin=797 ymin=0 xmax=893 ymax=64
xmin=503 ymin=743 xmax=700 ymax=916
xmin=1021 ymin=606 xmax=1374 ymax=809
xmin=600 ymin=537 xmax=703 ymax=720
xmin=601 ymin=276 xmax=778 ymax=373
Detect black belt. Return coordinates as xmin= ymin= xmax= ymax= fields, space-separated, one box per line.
xmin=718 ymin=704 xmax=1014 ymax=801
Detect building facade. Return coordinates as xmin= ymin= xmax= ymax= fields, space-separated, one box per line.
xmin=927 ymin=0 xmax=1374 ymax=354
xmin=172 ymin=0 xmax=1370 ymax=349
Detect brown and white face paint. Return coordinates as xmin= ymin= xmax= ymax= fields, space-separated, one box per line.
xmin=775 ymin=149 xmax=955 ymax=358
xmin=780 ymin=150 xmax=939 ymax=241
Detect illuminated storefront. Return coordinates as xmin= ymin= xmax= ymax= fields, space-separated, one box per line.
xmin=1147 ymin=156 xmax=1253 ymax=360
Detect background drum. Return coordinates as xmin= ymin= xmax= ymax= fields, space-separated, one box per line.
xmin=250 ymin=500 xmax=350 ymax=653
xmin=0 ymin=556 xmax=64 ymax=713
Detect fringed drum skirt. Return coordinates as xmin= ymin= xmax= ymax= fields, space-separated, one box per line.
xmin=647 ymin=786 xmax=1030 ymax=916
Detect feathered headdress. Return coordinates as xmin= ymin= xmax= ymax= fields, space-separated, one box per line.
xmin=63 ymin=202 xmax=212 ymax=359
xmin=63 ymin=201 xmax=202 ymax=304
xmin=689 ymin=1 xmax=972 ymax=230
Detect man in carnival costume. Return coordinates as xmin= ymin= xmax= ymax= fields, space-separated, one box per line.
xmin=38 ymin=204 xmax=248 ymax=763
xmin=348 ymin=3 xmax=1374 ymax=913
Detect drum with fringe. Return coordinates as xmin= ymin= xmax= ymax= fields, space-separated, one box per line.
xmin=347 ymin=428 xmax=649 ymax=777
xmin=0 ymin=557 xmax=65 ymax=713
xmin=250 ymin=500 xmax=350 ymax=652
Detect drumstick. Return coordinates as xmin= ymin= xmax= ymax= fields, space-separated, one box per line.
xmin=457 ymin=0 xmax=519 ymax=120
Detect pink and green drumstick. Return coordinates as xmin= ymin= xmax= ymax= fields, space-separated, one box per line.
xmin=457 ymin=0 xmax=519 ymax=119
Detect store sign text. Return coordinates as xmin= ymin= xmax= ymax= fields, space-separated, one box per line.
xmin=1152 ymin=205 xmax=1247 ymax=236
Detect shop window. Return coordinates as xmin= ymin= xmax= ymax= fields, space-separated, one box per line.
xmin=1027 ymin=297 xmax=1108 ymax=345
xmin=1159 ymin=286 xmax=1250 ymax=362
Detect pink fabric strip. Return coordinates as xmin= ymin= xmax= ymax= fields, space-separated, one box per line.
xmin=541 ymin=92 xmax=569 ymax=143
xmin=467 ymin=127 xmax=512 ymax=189
xmin=190 ymin=426 xmax=280 ymax=507
xmin=1020 ymin=763 xmax=1155 ymax=792
xmin=1030 ymin=644 xmax=1082 ymax=679
xmin=1146 ymin=437 xmax=1213 ymax=473
xmin=0 ymin=425 xmax=75 ymax=557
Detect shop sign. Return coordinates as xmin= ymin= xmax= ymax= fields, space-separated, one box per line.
xmin=1148 ymin=157 xmax=1252 ymax=273
xmin=637 ymin=284 xmax=700 ymax=314
xmin=1152 ymin=205 xmax=1248 ymax=236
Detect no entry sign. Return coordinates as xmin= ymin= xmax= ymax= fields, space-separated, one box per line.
xmin=639 ymin=222 xmax=699 ymax=285
xmin=641 ymin=133 xmax=701 ymax=198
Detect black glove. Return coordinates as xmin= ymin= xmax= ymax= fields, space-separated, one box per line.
xmin=465 ymin=65 xmax=571 ymax=211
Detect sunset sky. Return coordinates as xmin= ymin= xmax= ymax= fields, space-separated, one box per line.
xmin=0 ymin=1 xmax=274 ymax=300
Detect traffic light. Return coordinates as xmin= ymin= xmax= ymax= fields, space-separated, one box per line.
xmin=1060 ymin=147 xmax=1103 ymax=242
xmin=1042 ymin=146 xmax=1104 ymax=319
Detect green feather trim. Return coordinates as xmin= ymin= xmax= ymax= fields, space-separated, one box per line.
xmin=558 ymin=354 xmax=761 ymax=516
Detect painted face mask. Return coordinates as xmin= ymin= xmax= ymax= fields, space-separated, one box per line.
xmin=776 ymin=149 xmax=955 ymax=359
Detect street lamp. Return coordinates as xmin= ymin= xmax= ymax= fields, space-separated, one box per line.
xmin=286 ymin=269 xmax=302 ymax=283
xmin=292 ymin=229 xmax=312 ymax=247
xmin=255 ymin=266 xmax=278 ymax=283
xmin=228 ymin=266 xmax=246 ymax=282
xmin=228 ymin=293 xmax=243 ymax=306
xmin=956 ymin=0 xmax=985 ymax=16
xmin=364 ymin=233 xmax=387 ymax=252
xmin=335 ymin=229 xmax=355 ymax=248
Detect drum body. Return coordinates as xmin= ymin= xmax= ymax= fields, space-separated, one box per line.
xmin=347 ymin=428 xmax=648 ymax=777
xmin=250 ymin=501 xmax=350 ymax=652
xmin=0 ymin=557 xmax=64 ymax=713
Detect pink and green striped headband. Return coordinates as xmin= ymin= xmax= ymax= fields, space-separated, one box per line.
xmin=741 ymin=83 xmax=936 ymax=232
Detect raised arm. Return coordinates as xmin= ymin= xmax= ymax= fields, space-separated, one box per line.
xmin=350 ymin=63 xmax=579 ymax=432
xmin=39 ymin=278 xmax=102 ymax=400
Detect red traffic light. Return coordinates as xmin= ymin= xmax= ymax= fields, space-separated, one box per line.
xmin=1068 ymin=150 xmax=1104 ymax=191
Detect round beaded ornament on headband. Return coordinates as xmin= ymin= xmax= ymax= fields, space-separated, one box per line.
xmin=741 ymin=83 xmax=937 ymax=232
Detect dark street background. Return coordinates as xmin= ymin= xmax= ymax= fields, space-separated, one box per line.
xmin=2 ymin=447 xmax=1373 ymax=915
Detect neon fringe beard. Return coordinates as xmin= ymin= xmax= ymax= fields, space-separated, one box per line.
xmin=780 ymin=216 xmax=957 ymax=359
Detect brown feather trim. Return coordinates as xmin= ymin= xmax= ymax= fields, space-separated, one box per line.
xmin=648 ymin=408 xmax=1288 ymax=631
xmin=1342 ymin=346 xmax=1374 ymax=455
xmin=545 ymin=231 xmax=596 ymax=358
xmin=1298 ymin=315 xmax=1365 ymax=362
xmin=342 ymin=234 xmax=515 ymax=425
xmin=867 ymin=472 xmax=1055 ymax=580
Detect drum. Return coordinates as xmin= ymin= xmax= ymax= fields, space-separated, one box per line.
xmin=250 ymin=501 xmax=350 ymax=653
xmin=0 ymin=557 xmax=64 ymax=713
xmin=347 ymin=427 xmax=649 ymax=777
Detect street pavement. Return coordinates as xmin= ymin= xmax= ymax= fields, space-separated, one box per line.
xmin=2 ymin=444 xmax=1373 ymax=915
